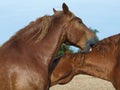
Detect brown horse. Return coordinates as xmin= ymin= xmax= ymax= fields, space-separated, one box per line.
xmin=0 ymin=3 xmax=97 ymax=90
xmin=50 ymin=33 xmax=120 ymax=90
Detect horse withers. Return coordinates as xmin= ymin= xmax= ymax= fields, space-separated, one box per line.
xmin=0 ymin=3 xmax=97 ymax=90
xmin=50 ymin=34 xmax=120 ymax=90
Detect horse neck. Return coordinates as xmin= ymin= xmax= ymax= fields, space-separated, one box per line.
xmin=1 ymin=20 xmax=66 ymax=68
xmin=78 ymin=35 xmax=120 ymax=81
xmin=31 ymin=27 xmax=66 ymax=67
xmin=77 ymin=49 xmax=115 ymax=82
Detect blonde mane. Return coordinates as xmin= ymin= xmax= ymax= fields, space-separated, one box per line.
xmin=2 ymin=15 xmax=53 ymax=46
xmin=30 ymin=16 xmax=53 ymax=42
xmin=23 ymin=15 xmax=53 ymax=42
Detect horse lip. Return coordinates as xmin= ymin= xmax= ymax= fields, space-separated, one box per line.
xmin=80 ymin=44 xmax=91 ymax=53
xmin=80 ymin=40 xmax=96 ymax=53
xmin=90 ymin=48 xmax=92 ymax=52
xmin=85 ymin=38 xmax=98 ymax=52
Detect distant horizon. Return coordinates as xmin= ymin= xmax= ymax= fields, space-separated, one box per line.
xmin=0 ymin=0 xmax=120 ymax=45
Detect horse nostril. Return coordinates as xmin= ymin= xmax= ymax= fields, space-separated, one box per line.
xmin=90 ymin=44 xmax=94 ymax=47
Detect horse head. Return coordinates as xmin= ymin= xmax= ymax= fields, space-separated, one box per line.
xmin=53 ymin=3 xmax=98 ymax=53
xmin=50 ymin=51 xmax=79 ymax=86
xmin=50 ymin=34 xmax=120 ymax=89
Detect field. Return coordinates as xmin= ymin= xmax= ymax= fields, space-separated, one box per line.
xmin=50 ymin=75 xmax=115 ymax=90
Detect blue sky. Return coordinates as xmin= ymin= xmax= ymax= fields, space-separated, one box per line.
xmin=0 ymin=0 xmax=120 ymax=45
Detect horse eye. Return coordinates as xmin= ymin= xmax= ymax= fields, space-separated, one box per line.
xmin=78 ymin=20 xmax=82 ymax=24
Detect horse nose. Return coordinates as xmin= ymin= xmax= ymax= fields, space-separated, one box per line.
xmin=80 ymin=36 xmax=98 ymax=53
xmin=87 ymin=36 xmax=99 ymax=47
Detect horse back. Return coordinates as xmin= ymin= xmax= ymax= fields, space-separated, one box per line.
xmin=0 ymin=47 xmax=47 ymax=90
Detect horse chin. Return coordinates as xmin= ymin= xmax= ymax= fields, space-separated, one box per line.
xmin=80 ymin=44 xmax=91 ymax=53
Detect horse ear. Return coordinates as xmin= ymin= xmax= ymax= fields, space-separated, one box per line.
xmin=62 ymin=3 xmax=72 ymax=16
xmin=62 ymin=3 xmax=69 ymax=14
xmin=53 ymin=8 xmax=57 ymax=14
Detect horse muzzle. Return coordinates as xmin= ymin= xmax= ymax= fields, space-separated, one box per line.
xmin=80 ymin=37 xmax=98 ymax=53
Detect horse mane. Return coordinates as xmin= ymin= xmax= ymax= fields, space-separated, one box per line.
xmin=93 ymin=33 xmax=120 ymax=55
xmin=2 ymin=15 xmax=53 ymax=47
xmin=95 ymin=33 xmax=120 ymax=47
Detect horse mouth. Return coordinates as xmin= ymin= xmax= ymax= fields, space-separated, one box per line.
xmin=80 ymin=38 xmax=98 ymax=53
xmin=80 ymin=45 xmax=90 ymax=53
xmin=80 ymin=45 xmax=93 ymax=53
xmin=80 ymin=40 xmax=97 ymax=53
xmin=90 ymin=48 xmax=92 ymax=52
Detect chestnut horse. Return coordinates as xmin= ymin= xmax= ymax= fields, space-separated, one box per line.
xmin=50 ymin=33 xmax=120 ymax=90
xmin=0 ymin=3 xmax=98 ymax=90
